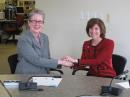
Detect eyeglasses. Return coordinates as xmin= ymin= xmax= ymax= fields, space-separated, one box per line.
xmin=29 ymin=20 xmax=44 ymax=24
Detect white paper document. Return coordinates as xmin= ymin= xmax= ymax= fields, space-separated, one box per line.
xmin=115 ymin=81 xmax=130 ymax=89
xmin=32 ymin=76 xmax=62 ymax=87
xmin=77 ymin=95 xmax=109 ymax=97
xmin=3 ymin=80 xmax=21 ymax=86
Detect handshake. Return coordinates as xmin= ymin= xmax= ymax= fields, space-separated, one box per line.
xmin=58 ymin=56 xmax=78 ymax=67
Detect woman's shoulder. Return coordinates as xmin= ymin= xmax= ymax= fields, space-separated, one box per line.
xmin=103 ymin=38 xmax=114 ymax=44
xmin=20 ymin=31 xmax=30 ymax=39
xmin=18 ymin=31 xmax=33 ymax=43
xmin=101 ymin=38 xmax=114 ymax=48
xmin=40 ymin=32 xmax=48 ymax=38
xmin=83 ymin=39 xmax=91 ymax=44
xmin=82 ymin=40 xmax=91 ymax=47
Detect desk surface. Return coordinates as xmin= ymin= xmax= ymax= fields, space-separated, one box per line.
xmin=0 ymin=74 xmax=129 ymax=97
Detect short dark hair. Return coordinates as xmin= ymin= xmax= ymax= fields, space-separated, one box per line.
xmin=86 ymin=18 xmax=106 ymax=38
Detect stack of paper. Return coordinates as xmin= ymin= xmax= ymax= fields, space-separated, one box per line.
xmin=76 ymin=95 xmax=109 ymax=97
xmin=115 ymin=81 xmax=130 ymax=89
xmin=3 ymin=80 xmax=21 ymax=86
xmin=32 ymin=76 xmax=62 ymax=87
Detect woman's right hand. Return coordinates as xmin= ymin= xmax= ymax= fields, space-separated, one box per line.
xmin=63 ymin=56 xmax=78 ymax=63
xmin=58 ymin=59 xmax=74 ymax=67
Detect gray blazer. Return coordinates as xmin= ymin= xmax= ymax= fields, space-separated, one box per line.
xmin=15 ymin=31 xmax=58 ymax=74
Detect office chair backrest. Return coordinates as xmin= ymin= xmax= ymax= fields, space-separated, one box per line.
xmin=16 ymin=15 xmax=24 ymax=27
xmin=72 ymin=54 xmax=127 ymax=77
xmin=2 ymin=21 xmax=20 ymax=44
xmin=112 ymin=54 xmax=127 ymax=75
xmin=3 ymin=22 xmax=17 ymax=32
xmin=8 ymin=54 xmax=18 ymax=74
xmin=8 ymin=54 xmax=64 ymax=74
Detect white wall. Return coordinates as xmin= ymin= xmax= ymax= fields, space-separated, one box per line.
xmin=36 ymin=0 xmax=130 ymax=70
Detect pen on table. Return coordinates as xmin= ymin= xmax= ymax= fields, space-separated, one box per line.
xmin=76 ymin=95 xmax=93 ymax=97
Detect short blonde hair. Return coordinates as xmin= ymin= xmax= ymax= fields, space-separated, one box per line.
xmin=28 ymin=9 xmax=45 ymax=21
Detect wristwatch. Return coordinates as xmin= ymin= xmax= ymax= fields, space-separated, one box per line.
xmin=57 ymin=64 xmax=62 ymax=69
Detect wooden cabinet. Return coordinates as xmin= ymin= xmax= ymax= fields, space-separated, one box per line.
xmin=0 ymin=0 xmax=35 ymax=19
xmin=17 ymin=0 xmax=35 ymax=14
xmin=0 ymin=0 xmax=5 ymax=12
xmin=0 ymin=0 xmax=5 ymax=3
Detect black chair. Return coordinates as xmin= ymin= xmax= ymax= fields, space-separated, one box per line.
xmin=2 ymin=21 xmax=18 ymax=44
xmin=2 ymin=15 xmax=24 ymax=44
xmin=8 ymin=54 xmax=18 ymax=74
xmin=112 ymin=54 xmax=127 ymax=75
xmin=72 ymin=54 xmax=127 ymax=76
xmin=8 ymin=54 xmax=64 ymax=74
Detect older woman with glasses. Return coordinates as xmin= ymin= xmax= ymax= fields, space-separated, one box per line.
xmin=15 ymin=9 xmax=73 ymax=74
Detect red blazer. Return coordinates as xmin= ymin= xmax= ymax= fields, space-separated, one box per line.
xmin=77 ymin=38 xmax=116 ymax=77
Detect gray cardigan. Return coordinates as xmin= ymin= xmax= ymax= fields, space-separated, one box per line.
xmin=15 ymin=31 xmax=58 ymax=74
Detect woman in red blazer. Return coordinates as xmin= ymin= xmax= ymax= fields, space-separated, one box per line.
xmin=65 ymin=18 xmax=116 ymax=78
